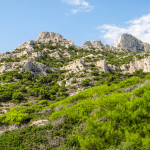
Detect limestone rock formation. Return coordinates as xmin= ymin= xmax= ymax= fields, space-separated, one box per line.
xmin=16 ymin=40 xmax=35 ymax=52
xmin=83 ymin=41 xmax=92 ymax=48
xmin=120 ymin=56 xmax=150 ymax=73
xmin=114 ymin=34 xmax=150 ymax=52
xmin=22 ymin=58 xmax=50 ymax=76
xmin=61 ymin=59 xmax=86 ymax=73
xmin=143 ymin=43 xmax=150 ymax=52
xmin=0 ymin=60 xmax=27 ymax=73
xmin=36 ymin=32 xmax=74 ymax=48
xmin=95 ymin=59 xmax=108 ymax=72
xmin=83 ymin=40 xmax=104 ymax=49
xmin=107 ymin=64 xmax=118 ymax=72
xmin=49 ymin=51 xmax=60 ymax=59
xmin=104 ymin=44 xmax=110 ymax=49
xmin=92 ymin=41 xmax=103 ymax=48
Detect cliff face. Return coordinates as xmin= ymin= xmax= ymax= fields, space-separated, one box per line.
xmin=119 ymin=56 xmax=150 ymax=74
xmin=114 ymin=33 xmax=150 ymax=52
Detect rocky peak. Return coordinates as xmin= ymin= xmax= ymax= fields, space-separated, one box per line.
xmin=36 ymin=32 xmax=74 ymax=48
xmin=36 ymin=32 xmax=64 ymax=43
xmin=92 ymin=41 xmax=104 ymax=48
xmin=83 ymin=41 xmax=92 ymax=47
xmin=114 ymin=33 xmax=150 ymax=52
xmin=83 ymin=40 xmax=104 ymax=48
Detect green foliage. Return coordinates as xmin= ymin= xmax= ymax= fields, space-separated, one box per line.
xmin=91 ymin=70 xmax=99 ymax=76
xmin=71 ymin=78 xmax=77 ymax=83
xmin=12 ymin=92 xmax=24 ymax=102
xmin=1 ymin=75 xmax=150 ymax=149
xmin=80 ymin=78 xmax=91 ymax=86
xmin=1 ymin=41 xmax=150 ymax=149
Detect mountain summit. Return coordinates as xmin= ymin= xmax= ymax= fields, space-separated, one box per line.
xmin=114 ymin=33 xmax=150 ymax=52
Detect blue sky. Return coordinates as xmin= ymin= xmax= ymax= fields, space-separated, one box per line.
xmin=1 ymin=0 xmax=150 ymax=52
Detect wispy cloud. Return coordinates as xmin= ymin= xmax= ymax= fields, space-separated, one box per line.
xmin=97 ymin=13 xmax=150 ymax=45
xmin=62 ymin=0 xmax=94 ymax=14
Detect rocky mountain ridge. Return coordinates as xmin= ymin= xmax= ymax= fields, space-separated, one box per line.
xmin=0 ymin=32 xmax=150 ymax=98
xmin=0 ymin=32 xmax=150 ymax=76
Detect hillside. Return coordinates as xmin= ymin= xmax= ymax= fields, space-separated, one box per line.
xmin=1 ymin=32 xmax=150 ymax=149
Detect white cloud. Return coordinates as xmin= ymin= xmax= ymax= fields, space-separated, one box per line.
xmin=98 ymin=13 xmax=150 ymax=45
xmin=62 ymin=0 xmax=94 ymax=14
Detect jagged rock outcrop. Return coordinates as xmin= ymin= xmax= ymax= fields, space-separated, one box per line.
xmin=36 ymin=32 xmax=74 ymax=48
xmin=63 ymin=51 xmax=72 ymax=58
xmin=83 ymin=41 xmax=92 ymax=48
xmin=104 ymin=44 xmax=110 ymax=49
xmin=143 ymin=43 xmax=150 ymax=52
xmin=15 ymin=40 xmax=35 ymax=52
xmin=107 ymin=64 xmax=118 ymax=72
xmin=92 ymin=41 xmax=103 ymax=48
xmin=49 ymin=51 xmax=60 ymax=59
xmin=95 ymin=59 xmax=108 ymax=72
xmin=0 ymin=61 xmax=26 ymax=73
xmin=83 ymin=40 xmax=103 ymax=49
xmin=120 ymin=56 xmax=150 ymax=73
xmin=114 ymin=33 xmax=150 ymax=52
xmin=31 ymin=52 xmax=42 ymax=57
xmin=61 ymin=59 xmax=86 ymax=73
xmin=22 ymin=58 xmax=50 ymax=76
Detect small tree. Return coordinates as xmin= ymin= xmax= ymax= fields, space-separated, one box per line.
xmin=81 ymin=79 xmax=91 ymax=86
xmin=12 ymin=92 xmax=24 ymax=102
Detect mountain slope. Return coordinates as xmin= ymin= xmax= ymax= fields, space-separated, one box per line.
xmin=1 ymin=32 xmax=150 ymax=149
xmin=1 ymin=75 xmax=150 ymax=149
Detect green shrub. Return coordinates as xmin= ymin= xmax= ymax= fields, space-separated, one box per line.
xmin=12 ymin=92 xmax=24 ymax=102
xmin=81 ymin=79 xmax=91 ymax=86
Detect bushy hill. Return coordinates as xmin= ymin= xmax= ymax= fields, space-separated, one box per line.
xmin=1 ymin=74 xmax=150 ymax=149
xmin=1 ymin=32 xmax=150 ymax=149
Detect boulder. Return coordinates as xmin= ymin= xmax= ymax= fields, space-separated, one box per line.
xmin=95 ymin=59 xmax=108 ymax=72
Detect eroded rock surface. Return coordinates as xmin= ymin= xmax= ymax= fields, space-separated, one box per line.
xmin=61 ymin=59 xmax=86 ymax=73
xmin=22 ymin=58 xmax=50 ymax=76
xmin=36 ymin=32 xmax=74 ymax=48
xmin=114 ymin=34 xmax=150 ymax=52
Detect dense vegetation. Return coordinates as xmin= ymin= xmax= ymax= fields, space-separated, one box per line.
xmin=1 ymin=73 xmax=150 ymax=149
xmin=0 ymin=71 xmax=68 ymax=103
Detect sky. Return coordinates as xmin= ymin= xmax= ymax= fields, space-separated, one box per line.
xmin=1 ymin=0 xmax=150 ymax=52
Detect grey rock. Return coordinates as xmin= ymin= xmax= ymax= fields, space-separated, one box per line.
xmin=95 ymin=59 xmax=108 ymax=72
xmin=16 ymin=40 xmax=35 ymax=52
xmin=30 ymin=120 xmax=49 ymax=126
xmin=143 ymin=42 xmax=150 ymax=52
xmin=92 ymin=41 xmax=103 ymax=48
xmin=61 ymin=59 xmax=86 ymax=73
xmin=104 ymin=44 xmax=110 ymax=49
xmin=83 ymin=41 xmax=92 ymax=47
xmin=36 ymin=32 xmax=74 ymax=48
xmin=114 ymin=33 xmax=150 ymax=52
xmin=107 ymin=64 xmax=118 ymax=71
xmin=22 ymin=58 xmax=50 ymax=76
xmin=49 ymin=51 xmax=60 ymax=59
xmin=39 ymin=108 xmax=51 ymax=114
